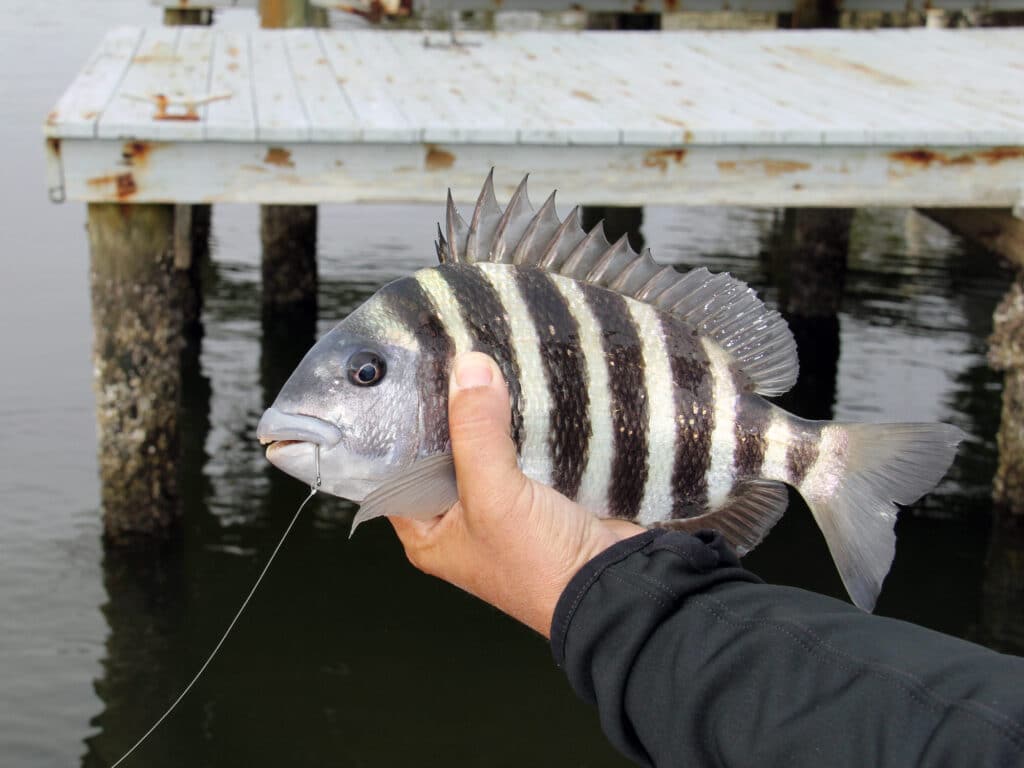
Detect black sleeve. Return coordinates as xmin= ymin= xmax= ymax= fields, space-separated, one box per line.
xmin=551 ymin=529 xmax=1024 ymax=768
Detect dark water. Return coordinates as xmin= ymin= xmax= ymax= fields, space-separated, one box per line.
xmin=2 ymin=3 xmax=1021 ymax=766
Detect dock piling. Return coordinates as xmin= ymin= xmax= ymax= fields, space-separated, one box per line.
xmin=88 ymin=203 xmax=184 ymax=541
xmin=259 ymin=0 xmax=320 ymax=314
xmin=990 ymin=274 xmax=1024 ymax=518
xmin=260 ymin=204 xmax=318 ymax=311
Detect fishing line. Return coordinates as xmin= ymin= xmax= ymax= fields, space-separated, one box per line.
xmin=109 ymin=445 xmax=323 ymax=768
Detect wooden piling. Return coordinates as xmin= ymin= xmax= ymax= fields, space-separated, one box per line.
xmin=990 ymin=274 xmax=1024 ymax=518
xmin=260 ymin=204 xmax=318 ymax=310
xmin=918 ymin=209 xmax=1024 ymax=270
xmin=781 ymin=208 xmax=853 ymax=318
xmin=163 ymin=7 xmax=212 ymax=25
xmin=775 ymin=0 xmax=851 ymax=322
xmin=163 ymin=3 xmax=213 ymax=344
xmin=259 ymin=0 xmax=320 ymax=312
xmin=88 ymin=204 xmax=183 ymax=541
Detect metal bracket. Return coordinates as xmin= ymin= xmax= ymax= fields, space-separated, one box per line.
xmin=44 ymin=138 xmax=66 ymax=204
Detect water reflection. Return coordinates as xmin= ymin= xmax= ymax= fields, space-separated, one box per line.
xmin=84 ymin=204 xmax=1020 ymax=767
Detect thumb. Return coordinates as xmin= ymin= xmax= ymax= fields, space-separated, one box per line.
xmin=448 ymin=352 xmax=523 ymax=508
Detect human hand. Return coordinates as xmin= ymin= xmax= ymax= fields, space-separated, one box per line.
xmin=388 ymin=352 xmax=644 ymax=638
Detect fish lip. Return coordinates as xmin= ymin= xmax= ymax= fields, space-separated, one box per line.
xmin=256 ymin=407 xmax=343 ymax=448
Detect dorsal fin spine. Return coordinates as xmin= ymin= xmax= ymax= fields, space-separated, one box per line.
xmin=512 ymin=191 xmax=558 ymax=265
xmin=432 ymin=173 xmax=799 ymax=397
xmin=539 ymin=206 xmax=583 ymax=270
xmin=491 ymin=175 xmax=532 ymax=263
xmin=445 ymin=190 xmax=462 ymax=263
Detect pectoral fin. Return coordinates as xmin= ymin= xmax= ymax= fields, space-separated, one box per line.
xmin=350 ymin=453 xmax=459 ymax=536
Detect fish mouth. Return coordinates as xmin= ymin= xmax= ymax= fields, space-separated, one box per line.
xmin=256 ymin=407 xmax=343 ymax=449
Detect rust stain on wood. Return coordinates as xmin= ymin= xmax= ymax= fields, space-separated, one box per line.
xmin=888 ymin=147 xmax=1023 ymax=174
xmin=572 ymin=89 xmax=598 ymax=103
xmin=644 ymin=148 xmax=688 ymax=172
xmin=976 ymin=147 xmax=1024 ymax=164
xmin=784 ymin=46 xmax=912 ymax=87
xmin=88 ymin=173 xmax=137 ymax=200
xmin=121 ymin=141 xmax=156 ymax=166
xmin=264 ymin=147 xmax=295 ymax=168
xmin=227 ymin=62 xmax=239 ymax=72
xmin=46 ymin=111 xmax=58 ymax=126
xmin=717 ymin=159 xmax=810 ymax=176
xmin=425 ymin=145 xmax=455 ymax=171
xmin=133 ymin=54 xmax=183 ymax=64
xmin=227 ymin=45 xmax=240 ymax=58
xmin=241 ymin=164 xmax=269 ymax=173
xmin=47 ymin=138 xmax=61 ymax=157
xmin=889 ymin=149 xmax=973 ymax=168
xmin=656 ymin=114 xmax=688 ymax=128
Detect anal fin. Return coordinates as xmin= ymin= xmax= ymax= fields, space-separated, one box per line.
xmin=653 ymin=480 xmax=789 ymax=556
xmin=350 ymin=453 xmax=459 ymax=536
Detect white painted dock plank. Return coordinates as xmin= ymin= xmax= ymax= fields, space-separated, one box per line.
xmin=205 ymin=29 xmax=256 ymax=141
xmin=318 ymin=32 xmax=416 ymax=143
xmin=284 ymin=29 xmax=361 ymax=142
xmin=43 ymin=28 xmax=1024 ymax=207
xmin=98 ymin=27 xmax=181 ymax=139
xmin=45 ymin=27 xmax=142 ymax=139
xmin=250 ymin=30 xmax=310 ymax=142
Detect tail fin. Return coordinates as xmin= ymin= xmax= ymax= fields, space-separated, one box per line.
xmin=799 ymin=422 xmax=964 ymax=612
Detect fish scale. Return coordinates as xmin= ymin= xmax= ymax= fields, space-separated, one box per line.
xmin=257 ymin=172 xmax=965 ymax=613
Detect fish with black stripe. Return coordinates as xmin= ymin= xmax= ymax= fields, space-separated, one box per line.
xmin=257 ymin=173 xmax=963 ymax=612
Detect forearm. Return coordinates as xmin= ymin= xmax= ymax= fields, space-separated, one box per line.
xmin=552 ymin=530 xmax=1024 ymax=768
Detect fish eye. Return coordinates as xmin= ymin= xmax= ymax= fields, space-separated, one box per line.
xmin=347 ymin=350 xmax=387 ymax=387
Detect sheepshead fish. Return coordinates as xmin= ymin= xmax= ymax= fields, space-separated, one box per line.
xmin=256 ymin=173 xmax=963 ymax=611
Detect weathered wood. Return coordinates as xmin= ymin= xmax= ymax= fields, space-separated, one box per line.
xmin=48 ymin=139 xmax=1024 ymax=207
xmin=919 ymin=208 xmax=1024 ymax=269
xmin=261 ymin=204 xmax=318 ymax=309
xmin=88 ymin=203 xmax=183 ymax=541
xmin=777 ymin=208 xmax=853 ymax=318
xmin=309 ymin=0 xmax=1024 ymax=13
xmin=990 ymin=275 xmax=1024 ymax=518
xmin=259 ymin=3 xmax=321 ymax=313
xmin=45 ymin=29 xmax=1024 ymax=145
xmin=45 ymin=28 xmax=1024 ymax=208
xmin=162 ymin=10 xmax=213 ymax=351
xmin=774 ymin=0 xmax=850 ymax=322
xmin=163 ymin=7 xmax=212 ymax=24
xmin=261 ymin=0 xmax=325 ymax=28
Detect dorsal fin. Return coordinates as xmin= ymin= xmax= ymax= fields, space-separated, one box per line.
xmin=436 ymin=173 xmax=799 ymax=396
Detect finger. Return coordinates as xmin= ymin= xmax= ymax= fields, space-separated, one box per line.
xmin=448 ymin=352 xmax=522 ymax=506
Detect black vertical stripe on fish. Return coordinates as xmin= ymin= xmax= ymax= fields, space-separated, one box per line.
xmin=581 ymin=284 xmax=648 ymax=519
xmin=787 ymin=425 xmax=821 ymax=487
xmin=438 ymin=264 xmax=525 ymax=450
xmin=659 ymin=314 xmax=714 ymax=518
xmin=377 ymin=277 xmax=453 ymax=454
xmin=515 ymin=268 xmax=590 ymax=500
xmin=733 ymin=395 xmax=771 ymax=482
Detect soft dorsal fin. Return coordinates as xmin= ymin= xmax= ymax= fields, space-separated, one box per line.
xmin=436 ymin=173 xmax=798 ymax=397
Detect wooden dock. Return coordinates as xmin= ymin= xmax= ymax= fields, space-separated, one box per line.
xmin=42 ymin=22 xmax=1024 ymax=538
xmin=45 ymin=27 xmax=1024 ymax=210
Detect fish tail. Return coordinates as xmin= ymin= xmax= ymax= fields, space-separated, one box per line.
xmin=794 ymin=422 xmax=964 ymax=612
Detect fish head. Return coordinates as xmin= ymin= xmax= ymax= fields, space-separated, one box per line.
xmin=257 ymin=291 xmax=425 ymax=502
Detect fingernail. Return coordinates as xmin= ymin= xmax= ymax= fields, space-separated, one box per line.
xmin=453 ymin=353 xmax=494 ymax=390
